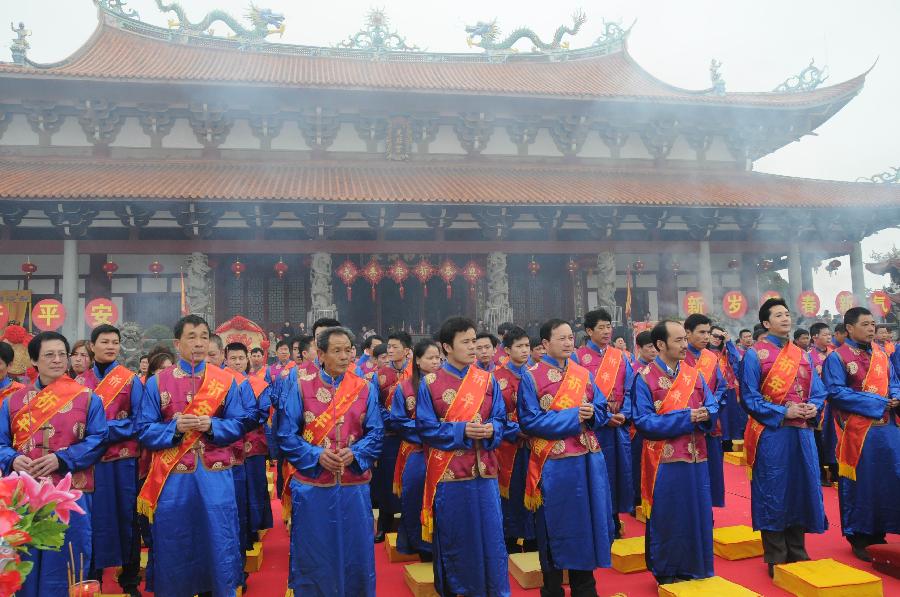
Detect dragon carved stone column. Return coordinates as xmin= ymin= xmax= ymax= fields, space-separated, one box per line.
xmin=183 ymin=252 xmax=213 ymax=324
xmin=484 ymin=252 xmax=513 ymax=333
xmin=308 ymin=252 xmax=338 ymax=327
xmin=595 ymin=251 xmax=618 ymax=316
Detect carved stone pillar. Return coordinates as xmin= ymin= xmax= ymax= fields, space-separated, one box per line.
xmin=787 ymin=241 xmax=803 ymax=310
xmin=484 ymin=252 xmax=513 ymax=333
xmin=850 ymin=241 xmax=866 ymax=304
xmin=183 ymin=252 xmax=213 ymax=324
xmin=308 ymin=252 xmax=338 ymax=327
xmin=61 ymin=240 xmax=79 ymax=341
xmin=698 ymin=241 xmax=715 ymax=310
xmin=658 ymin=253 xmax=678 ymax=318
xmin=595 ymin=252 xmax=617 ymax=316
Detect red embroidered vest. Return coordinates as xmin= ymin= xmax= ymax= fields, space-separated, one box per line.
xmin=754 ymin=339 xmax=813 ymax=429
xmin=525 ymin=360 xmax=601 ymax=458
xmin=292 ymin=371 xmax=372 ymax=487
xmin=80 ymin=366 xmax=139 ymax=462
xmin=833 ymin=343 xmax=891 ymax=426
xmin=575 ymin=345 xmax=627 ymax=411
xmin=424 ymin=367 xmax=498 ymax=481
xmin=244 ymin=381 xmax=269 ymax=458
xmin=7 ymin=382 xmax=96 ymax=491
xmin=640 ymin=362 xmax=708 ymax=463
xmin=155 ymin=365 xmax=236 ymax=473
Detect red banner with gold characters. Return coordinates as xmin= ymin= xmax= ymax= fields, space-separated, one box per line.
xmin=85 ymin=298 xmax=119 ymax=328
xmin=835 ymin=291 xmax=858 ymax=315
xmin=796 ymin=291 xmax=820 ymax=318
xmin=722 ymin=290 xmax=748 ymax=319
xmin=682 ymin=291 xmax=706 ymax=316
xmin=759 ymin=290 xmax=781 ymax=306
xmin=31 ymin=299 xmax=65 ymax=331
xmin=868 ymin=290 xmax=891 ymax=318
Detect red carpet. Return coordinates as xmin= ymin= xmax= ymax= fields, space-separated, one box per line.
xmin=106 ymin=462 xmax=900 ymax=595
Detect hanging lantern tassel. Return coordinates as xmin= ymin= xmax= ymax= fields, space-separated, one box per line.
xmin=398 ymin=284 xmax=405 ymax=300
xmin=371 ymin=284 xmax=377 ymax=301
xmin=423 ymin=282 xmax=428 ymax=298
xmin=446 ymin=283 xmax=452 ymax=299
xmin=346 ymin=285 xmax=352 ymax=301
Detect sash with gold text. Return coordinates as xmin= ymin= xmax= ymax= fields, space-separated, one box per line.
xmin=136 ymin=365 xmax=232 ymax=522
xmin=0 ymin=380 xmax=24 ymax=406
xmin=94 ymin=365 xmax=135 ymax=410
xmin=836 ymin=346 xmax=889 ymax=480
xmin=640 ymin=363 xmax=699 ymax=518
xmin=497 ymin=374 xmax=522 ymax=499
xmin=421 ymin=366 xmax=490 ymax=541
xmin=696 ymin=349 xmax=718 ymax=387
xmin=11 ymin=376 xmax=84 ymax=451
xmin=593 ymin=347 xmax=623 ymax=403
xmin=524 ymin=361 xmax=590 ymax=511
xmin=744 ymin=342 xmax=803 ymax=476
xmin=384 ymin=361 xmax=413 ymax=410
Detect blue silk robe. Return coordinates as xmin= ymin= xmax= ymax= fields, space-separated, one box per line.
xmin=0 ymin=382 xmax=108 ymax=597
xmin=738 ymin=336 xmax=827 ymax=535
xmin=137 ymin=359 xmax=253 ymax=597
xmin=276 ymin=368 xmax=383 ymax=597
xmin=629 ymin=357 xmax=652 ymax=509
xmin=572 ymin=341 xmax=634 ymax=515
xmin=721 ymin=340 xmax=748 ymax=441
xmin=517 ymin=355 xmax=615 ymax=572
xmin=823 ymin=340 xmax=900 ymax=538
xmin=416 ymin=362 xmax=510 ymax=597
xmin=373 ymin=361 xmax=407 ymax=531
xmin=687 ymin=345 xmax=727 ymax=508
xmin=496 ymin=361 xmax=535 ymax=544
xmin=389 ymin=382 xmax=432 ymax=555
xmin=631 ymin=358 xmax=718 ymax=580
xmin=243 ymin=378 xmax=273 ymax=539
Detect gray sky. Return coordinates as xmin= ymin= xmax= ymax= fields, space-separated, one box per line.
xmin=2 ymin=0 xmax=899 ymax=309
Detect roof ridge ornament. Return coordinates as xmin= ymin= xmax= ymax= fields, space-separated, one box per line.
xmin=8 ymin=21 xmax=30 ymax=65
xmin=95 ymin=0 xmax=139 ymax=20
xmin=337 ymin=9 xmax=419 ymax=54
xmin=465 ymin=9 xmax=586 ymax=53
xmin=857 ymin=166 xmax=900 ymax=184
xmin=591 ymin=18 xmax=633 ymax=53
xmin=153 ymin=0 xmax=285 ymax=43
xmin=709 ymin=58 xmax=726 ymax=96
xmin=773 ymin=58 xmax=829 ymax=93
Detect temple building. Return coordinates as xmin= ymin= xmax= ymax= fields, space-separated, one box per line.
xmin=1 ymin=1 xmax=898 ymax=340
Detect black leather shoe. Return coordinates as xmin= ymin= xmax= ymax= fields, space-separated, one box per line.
xmin=767 ymin=563 xmax=775 ymax=578
xmin=852 ymin=544 xmax=872 ymax=562
xmin=374 ymin=531 xmax=386 ymax=543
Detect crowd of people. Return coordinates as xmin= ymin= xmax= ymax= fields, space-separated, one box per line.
xmin=0 ymin=297 xmax=897 ymax=596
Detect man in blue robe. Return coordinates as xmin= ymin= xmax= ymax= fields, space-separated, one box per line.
xmin=277 ymin=326 xmax=383 ymax=596
xmin=518 ymin=319 xmax=616 ymax=596
xmin=629 ymin=331 xmax=657 ymax=510
xmin=631 ymin=320 xmax=718 ymax=585
xmin=739 ymin=298 xmax=827 ymax=577
xmin=137 ymin=315 xmax=254 ymax=597
xmin=822 ymin=306 xmax=900 ymax=561
xmin=417 ymin=317 xmax=510 ymax=597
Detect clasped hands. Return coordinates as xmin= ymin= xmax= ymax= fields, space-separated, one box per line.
xmin=174 ymin=413 xmax=212 ymax=433
xmin=464 ymin=422 xmax=494 ymax=440
xmin=690 ymin=407 xmax=710 ymax=424
xmin=12 ymin=453 xmax=60 ymax=477
xmin=785 ymin=402 xmax=818 ymax=420
xmin=319 ymin=447 xmax=355 ymax=473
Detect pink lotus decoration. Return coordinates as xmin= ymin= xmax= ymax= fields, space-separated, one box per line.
xmin=0 ymin=472 xmax=84 ymax=596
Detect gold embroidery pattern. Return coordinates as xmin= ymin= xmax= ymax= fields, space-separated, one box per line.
xmin=581 ymin=353 xmax=593 ymax=364
xmin=540 ymin=394 xmax=553 ymax=410
xmin=59 ymin=400 xmax=74 ymax=414
xmin=442 ymin=389 xmax=457 ymax=405
xmin=316 ymin=387 xmax=333 ymax=404
xmin=160 ymin=391 xmax=171 ymax=408
xmin=847 ymin=362 xmax=859 ymax=375
xmin=405 ymin=396 xmax=416 ymax=412
xmin=424 ymin=373 xmax=437 ymax=385
xmin=658 ymin=377 xmax=672 ymax=390
xmin=662 ymin=443 xmax=675 ymax=458
xmin=757 ymin=349 xmax=770 ymax=360
xmin=72 ymin=422 xmax=85 ymax=439
xmin=547 ymin=369 xmax=563 ymax=383
xmin=498 ymin=378 xmax=508 ymax=390
xmin=303 ymin=411 xmax=316 ymax=423
xmin=551 ymin=440 xmax=566 ymax=455
xmin=653 ymin=400 xmax=663 ymax=412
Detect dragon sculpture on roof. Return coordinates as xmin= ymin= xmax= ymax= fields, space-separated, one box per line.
xmin=466 ymin=10 xmax=586 ymax=52
xmin=154 ymin=1 xmax=285 ymax=41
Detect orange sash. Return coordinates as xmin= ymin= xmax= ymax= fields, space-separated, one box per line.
xmin=497 ymin=376 xmax=521 ymax=499
xmin=523 ymin=361 xmax=591 ymax=511
xmin=94 ymin=365 xmax=136 ymax=410
xmin=11 ymin=376 xmax=84 ymax=451
xmin=744 ymin=342 xmax=803 ymax=477
xmin=836 ymin=346 xmax=889 ymax=480
xmin=0 ymin=379 xmax=23 ymax=405
xmin=253 ymin=366 xmax=267 ymax=380
xmin=640 ymin=363 xmax=699 ymax=518
xmin=247 ymin=374 xmax=268 ymax=399
xmin=136 ymin=365 xmax=233 ymax=522
xmin=393 ymin=440 xmax=419 ymax=497
xmin=696 ymin=349 xmax=718 ymax=386
xmin=421 ymin=366 xmax=491 ymax=541
xmin=384 ymin=361 xmax=413 ymax=410
xmin=593 ymin=347 xmax=623 ymax=401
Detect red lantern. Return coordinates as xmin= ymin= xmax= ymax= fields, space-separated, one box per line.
xmin=148 ymin=260 xmax=164 ymax=278
xmin=682 ymin=291 xmax=707 ymax=315
xmin=439 ymin=259 xmax=459 ymax=299
xmin=722 ymin=290 xmax=748 ymax=319
xmin=387 ymin=258 xmax=410 ymax=299
xmin=632 ymin=259 xmax=645 ymax=273
xmin=461 ymin=259 xmax=484 ymax=298
xmin=231 ymin=260 xmax=246 ymax=279
xmin=835 ymin=290 xmax=858 ymax=315
xmin=361 ymin=257 xmax=384 ymax=301
xmin=528 ymin=256 xmax=541 ymax=277
xmin=759 ymin=290 xmax=781 ymax=306
xmin=21 ymin=259 xmax=37 ymax=280
xmin=32 ymin=298 xmax=66 ymax=331
xmin=796 ymin=290 xmax=821 ymax=318
xmin=102 ymin=260 xmax=118 ymax=279
xmin=728 ymin=259 xmax=740 ymax=270
xmin=567 ymin=258 xmax=578 ymax=276
xmin=336 ymin=259 xmax=359 ymax=300
xmin=413 ymin=257 xmax=435 ymax=297
xmin=274 ymin=259 xmax=288 ymax=280
xmin=869 ymin=290 xmax=892 ymax=318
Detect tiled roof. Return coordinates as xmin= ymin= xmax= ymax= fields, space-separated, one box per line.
xmin=0 ymin=24 xmax=867 ymax=106
xmin=0 ymin=156 xmax=896 ymax=209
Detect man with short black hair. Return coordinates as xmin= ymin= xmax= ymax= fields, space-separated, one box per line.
xmin=739 ymin=298 xmax=826 ymax=577
xmin=0 ymin=331 xmax=108 ymax=596
xmin=631 ymin=320 xmax=717 ymax=584
xmin=137 ymin=314 xmax=253 ymax=597
xmin=809 ymin=322 xmax=838 ymax=486
xmin=875 ymin=323 xmax=895 ymax=356
xmin=634 ymin=331 xmax=657 ymax=367
xmin=794 ymin=328 xmax=811 ymax=351
xmin=277 ymin=326 xmax=383 ymax=595
xmin=738 ymin=329 xmax=754 ymax=352
xmin=822 ymin=307 xmax=900 ymax=560
xmin=518 ymin=319 xmax=617 ymax=595
xmin=417 ymin=317 xmax=509 ymax=597
xmin=268 ymin=339 xmax=294 ymax=383
xmin=475 ymin=332 xmax=499 ymax=372
xmin=493 ymin=322 xmax=515 ymax=366
xmin=0 ymin=341 xmax=23 ymax=403
xmin=356 ymin=334 xmax=384 ymax=381
xmin=249 ymin=346 xmax=267 ymax=378
xmin=833 ymin=323 xmax=848 ymax=347
xmin=575 ymin=308 xmax=634 ymax=530
xmin=530 ymin=336 xmax=546 ymax=366
xmin=752 ymin=325 xmax=768 ymax=342
xmin=82 ymin=324 xmax=144 ymax=595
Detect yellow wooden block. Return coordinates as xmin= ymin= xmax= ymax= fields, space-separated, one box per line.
xmin=99 ymin=594 xmax=129 ymax=597
xmin=712 ymin=525 xmax=763 ymax=560
xmin=635 ymin=504 xmax=647 ymax=523
xmin=724 ymin=451 xmax=747 ymax=466
xmin=268 ymin=482 xmax=275 ymax=499
xmin=508 ymin=552 xmax=568 ymax=588
xmin=266 ymin=470 xmax=274 ymax=482
xmin=773 ymin=558 xmax=883 ymax=597
xmin=385 ymin=532 xmax=420 ymax=563
xmin=404 ymin=562 xmax=440 ymax=597
xmin=258 ymin=529 xmax=268 ymax=539
xmin=611 ymin=536 xmax=647 ymax=573
xmin=244 ymin=541 xmax=263 ymax=573
xmin=658 ymin=576 xmax=761 ymax=596
xmin=730 ymin=440 xmax=744 ymax=452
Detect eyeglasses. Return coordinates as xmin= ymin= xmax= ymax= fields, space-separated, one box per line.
xmin=712 ymin=335 xmax=726 ymax=341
